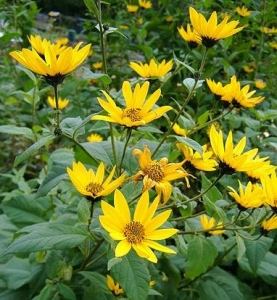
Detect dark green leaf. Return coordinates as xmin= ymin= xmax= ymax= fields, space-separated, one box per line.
xmin=186 ymin=236 xmax=218 ymax=280
xmin=173 ymin=136 xmax=203 ymax=154
xmin=111 ymin=252 xmax=150 ymax=300
xmin=0 ymin=125 xmax=35 ymax=141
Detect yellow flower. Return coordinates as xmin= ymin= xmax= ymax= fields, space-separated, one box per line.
xmin=178 ymin=24 xmax=202 ymax=47
xmin=55 ymin=37 xmax=69 ymax=46
xmin=236 ymin=6 xmax=251 ymax=17
xmin=67 ymin=162 xmax=125 ymax=199
xmin=106 ymin=275 xmax=124 ymax=295
xmin=269 ymin=41 xmax=277 ymax=49
xmin=243 ymin=65 xmax=255 ymax=73
xmin=130 ymin=59 xmax=173 ymax=79
xmin=255 ymin=79 xmax=266 ymax=89
xmin=139 ymin=0 xmax=152 ymax=9
xmin=228 ymin=181 xmax=264 ymax=209
xmin=91 ymin=81 xmax=172 ymax=128
xmin=87 ymin=133 xmax=103 ymax=143
xmin=207 ymin=76 xmax=264 ymax=108
xmin=28 ymin=35 xmax=52 ymax=55
xmin=10 ymin=42 xmax=91 ymax=86
xmin=127 ymin=4 xmax=139 ymax=13
xmin=200 ymin=214 xmax=225 ymax=235
xmin=133 ymin=146 xmax=190 ymax=204
xmin=47 ymin=96 xmax=69 ymax=110
xmin=245 ymin=158 xmax=276 ymax=181
xmin=261 ymin=27 xmax=277 ymax=34
xmin=172 ymin=123 xmax=188 ymax=137
xmin=92 ymin=61 xmax=103 ymax=70
xmin=261 ymin=173 xmax=277 ymax=208
xmin=177 ymin=144 xmax=218 ymax=171
xmin=209 ymin=125 xmax=265 ymax=174
xmin=262 ymin=215 xmax=277 ymax=231
xmin=99 ymin=190 xmax=178 ymax=263
xmin=189 ymin=7 xmax=243 ymax=47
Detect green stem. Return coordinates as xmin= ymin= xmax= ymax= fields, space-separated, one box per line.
xmin=88 ymin=202 xmax=94 ymax=232
xmin=53 ymin=84 xmax=60 ymax=130
xmin=118 ymin=128 xmax=132 ymax=174
xmin=98 ymin=0 xmax=108 ymax=74
xmin=189 ymin=106 xmax=233 ymax=135
xmin=189 ymin=172 xmax=224 ymax=202
xmin=109 ymin=123 xmax=117 ymax=166
xmin=152 ymin=47 xmax=208 ymax=158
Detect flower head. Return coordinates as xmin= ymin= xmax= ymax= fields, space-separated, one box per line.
xmin=130 ymin=59 xmax=173 ymax=79
xmin=67 ymin=162 xmax=125 ymax=199
xmin=262 ymin=215 xmax=277 ymax=231
xmin=127 ymin=4 xmax=139 ymax=13
xmin=236 ymin=6 xmax=251 ymax=17
xmin=243 ymin=64 xmax=255 ymax=73
xmin=139 ymin=0 xmax=152 ymax=9
xmin=133 ymin=146 xmax=190 ymax=204
xmin=261 ymin=27 xmax=277 ymax=34
xmin=261 ymin=173 xmax=277 ymax=208
xmin=200 ymin=214 xmax=225 ymax=235
xmin=228 ymin=181 xmax=264 ymax=209
xmin=47 ymin=96 xmax=69 ymax=110
xmin=172 ymin=123 xmax=188 ymax=137
xmin=87 ymin=133 xmax=103 ymax=143
xmin=209 ymin=125 xmax=264 ymax=174
xmin=10 ymin=42 xmax=91 ymax=86
xmin=178 ymin=24 xmax=201 ymax=47
xmin=92 ymin=61 xmax=103 ymax=70
xmin=189 ymin=7 xmax=243 ymax=47
xmin=255 ymin=79 xmax=266 ymax=89
xmin=207 ymin=76 xmax=264 ymax=108
xmin=269 ymin=41 xmax=277 ymax=49
xmin=177 ymin=143 xmax=218 ymax=171
xmin=245 ymin=158 xmax=275 ymax=181
xmin=107 ymin=275 xmax=124 ymax=295
xmin=55 ymin=37 xmax=69 ymax=47
xmin=92 ymin=81 xmax=172 ymax=128
xmin=99 ymin=190 xmax=178 ymax=263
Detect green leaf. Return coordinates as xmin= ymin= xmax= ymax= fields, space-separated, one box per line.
xmin=16 ymin=65 xmax=37 ymax=83
xmin=3 ymin=223 xmax=89 ymax=255
xmin=245 ymin=236 xmax=273 ymax=273
xmin=111 ymin=252 xmax=150 ymax=300
xmin=2 ymin=195 xmax=52 ymax=226
xmin=201 ymin=173 xmax=223 ymax=203
xmin=14 ymin=134 xmax=55 ymax=167
xmin=0 ymin=125 xmax=35 ymax=141
xmin=57 ymin=283 xmax=76 ymax=300
xmin=0 ymin=257 xmax=40 ymax=290
xmin=173 ymin=54 xmax=195 ymax=74
xmin=34 ymin=283 xmax=57 ymax=300
xmin=83 ymin=0 xmax=99 ymax=20
xmin=183 ymin=78 xmax=204 ymax=92
xmin=186 ymin=236 xmax=218 ymax=280
xmin=75 ymin=66 xmax=111 ymax=85
xmin=77 ymin=199 xmax=91 ymax=224
xmin=36 ymin=148 xmax=74 ymax=196
xmin=235 ymin=234 xmax=246 ymax=261
xmin=80 ymin=271 xmax=111 ymax=299
xmin=198 ymin=267 xmax=244 ymax=300
xmin=173 ymin=136 xmax=203 ymax=154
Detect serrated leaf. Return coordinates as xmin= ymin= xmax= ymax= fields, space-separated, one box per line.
xmin=77 ymin=199 xmax=91 ymax=223
xmin=14 ymin=134 xmax=55 ymax=167
xmin=75 ymin=66 xmax=111 ymax=85
xmin=186 ymin=236 xmax=218 ymax=280
xmin=235 ymin=234 xmax=246 ymax=261
xmin=107 ymin=257 xmax=122 ymax=271
xmin=173 ymin=136 xmax=203 ymax=154
xmin=245 ymin=236 xmax=273 ymax=273
xmin=201 ymin=173 xmax=223 ymax=203
xmin=83 ymin=0 xmax=99 ymax=20
xmin=0 ymin=125 xmax=35 ymax=141
xmin=111 ymin=252 xmax=150 ymax=300
xmin=3 ymin=223 xmax=89 ymax=255
xmin=57 ymin=283 xmax=76 ymax=300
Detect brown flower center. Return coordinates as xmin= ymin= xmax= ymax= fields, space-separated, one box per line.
xmin=144 ymin=162 xmax=164 ymax=182
xmin=86 ymin=182 xmax=103 ymax=197
xmin=123 ymin=108 xmax=142 ymax=122
xmin=123 ymin=221 xmax=145 ymax=244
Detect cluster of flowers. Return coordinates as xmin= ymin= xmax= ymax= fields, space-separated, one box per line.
xmin=9 ymin=7 xmax=276 ymax=268
xmin=127 ymin=0 xmax=152 ymax=13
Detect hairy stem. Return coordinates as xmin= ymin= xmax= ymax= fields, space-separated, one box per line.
xmin=118 ymin=128 xmax=132 ymax=175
